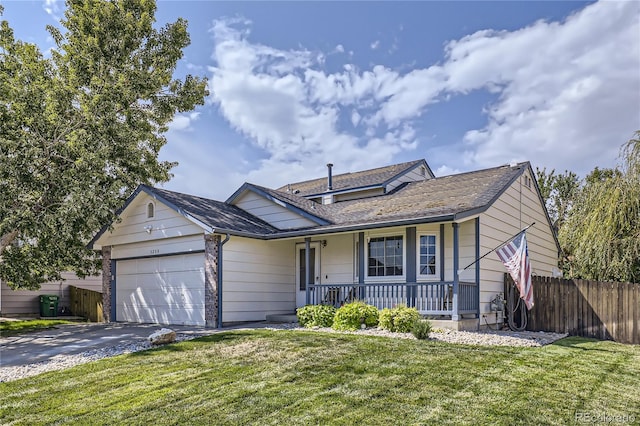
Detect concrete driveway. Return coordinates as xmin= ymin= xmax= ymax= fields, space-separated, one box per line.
xmin=0 ymin=322 xmax=223 ymax=368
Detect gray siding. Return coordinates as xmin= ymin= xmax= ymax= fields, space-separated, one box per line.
xmin=1 ymin=273 xmax=102 ymax=315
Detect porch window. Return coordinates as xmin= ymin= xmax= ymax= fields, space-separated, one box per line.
xmin=368 ymin=236 xmax=403 ymax=277
xmin=418 ymin=234 xmax=438 ymax=277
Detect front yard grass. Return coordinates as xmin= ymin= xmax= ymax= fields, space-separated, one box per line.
xmin=0 ymin=319 xmax=77 ymax=337
xmin=0 ymin=330 xmax=638 ymax=425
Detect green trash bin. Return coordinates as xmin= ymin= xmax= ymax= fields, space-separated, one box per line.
xmin=39 ymin=295 xmax=59 ymax=317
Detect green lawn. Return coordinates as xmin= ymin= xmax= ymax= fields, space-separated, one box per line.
xmin=0 ymin=319 xmax=77 ymax=337
xmin=1 ymin=330 xmax=638 ymax=425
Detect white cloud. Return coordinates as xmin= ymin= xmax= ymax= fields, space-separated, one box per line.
xmin=168 ymin=112 xmax=201 ymax=132
xmin=208 ymin=18 xmax=419 ymax=188
xmin=444 ymin=0 xmax=640 ymax=176
xmin=370 ymin=40 xmax=380 ymax=50
xmin=351 ymin=109 xmax=361 ymax=127
xmin=42 ymin=0 xmax=61 ymax=20
xmin=335 ymin=44 xmax=345 ymax=53
xmin=433 ymin=165 xmax=461 ymax=177
xmin=185 ymin=62 xmax=205 ymax=73
xmin=205 ymin=1 xmax=639 ymax=194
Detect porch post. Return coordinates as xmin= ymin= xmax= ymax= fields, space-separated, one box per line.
xmin=439 ymin=224 xmax=445 ymax=282
xmin=406 ymin=227 xmax=416 ymax=307
xmin=358 ymin=232 xmax=365 ymax=300
xmin=475 ymin=217 xmax=481 ymax=327
xmin=452 ymin=222 xmax=460 ymax=321
xmin=305 ymin=237 xmax=311 ymax=305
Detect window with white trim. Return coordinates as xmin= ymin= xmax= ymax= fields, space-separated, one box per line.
xmin=418 ymin=234 xmax=438 ymax=278
xmin=368 ymin=235 xmax=403 ymax=277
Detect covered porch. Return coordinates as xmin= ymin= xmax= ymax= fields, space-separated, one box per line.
xmin=307 ymin=281 xmax=478 ymax=319
xmin=300 ymin=219 xmax=481 ymax=322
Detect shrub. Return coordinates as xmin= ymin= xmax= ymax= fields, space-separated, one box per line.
xmin=378 ymin=305 xmax=420 ymax=333
xmin=412 ymin=319 xmax=433 ymax=340
xmin=332 ymin=301 xmax=379 ymax=331
xmin=378 ymin=308 xmax=394 ymax=331
xmin=296 ymin=305 xmax=336 ymax=328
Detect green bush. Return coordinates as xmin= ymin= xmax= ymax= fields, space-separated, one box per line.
xmin=412 ymin=319 xmax=433 ymax=340
xmin=296 ymin=305 xmax=336 ymax=328
xmin=378 ymin=305 xmax=421 ymax=333
xmin=378 ymin=308 xmax=394 ymax=331
xmin=332 ymin=301 xmax=379 ymax=331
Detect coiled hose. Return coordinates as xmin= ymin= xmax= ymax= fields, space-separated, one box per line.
xmin=507 ymin=283 xmax=527 ymax=331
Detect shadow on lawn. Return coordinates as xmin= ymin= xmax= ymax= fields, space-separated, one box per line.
xmin=551 ymin=336 xmax=631 ymax=354
xmin=128 ymin=331 xmax=252 ymax=357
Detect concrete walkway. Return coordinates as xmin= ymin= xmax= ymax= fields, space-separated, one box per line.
xmin=0 ymin=322 xmax=245 ymax=368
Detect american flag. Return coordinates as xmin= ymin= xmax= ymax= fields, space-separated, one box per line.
xmin=496 ymin=231 xmax=534 ymax=310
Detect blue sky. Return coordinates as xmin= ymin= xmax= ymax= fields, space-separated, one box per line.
xmin=2 ymin=0 xmax=639 ymax=200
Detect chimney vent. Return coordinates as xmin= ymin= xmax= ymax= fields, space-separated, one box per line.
xmin=327 ymin=163 xmax=334 ymax=191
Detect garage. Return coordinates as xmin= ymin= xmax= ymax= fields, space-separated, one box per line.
xmin=115 ymin=253 xmax=205 ymax=326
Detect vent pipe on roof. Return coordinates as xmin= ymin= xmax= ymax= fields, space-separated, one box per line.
xmin=327 ymin=163 xmax=334 ymax=191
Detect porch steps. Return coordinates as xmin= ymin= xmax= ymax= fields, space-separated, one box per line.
xmin=265 ymin=313 xmax=298 ymax=323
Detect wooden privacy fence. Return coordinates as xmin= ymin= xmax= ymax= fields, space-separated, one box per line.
xmin=69 ymin=285 xmax=104 ymax=322
xmin=505 ymin=275 xmax=639 ymax=344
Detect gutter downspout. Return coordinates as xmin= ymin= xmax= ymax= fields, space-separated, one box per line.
xmin=217 ymin=234 xmax=231 ymax=329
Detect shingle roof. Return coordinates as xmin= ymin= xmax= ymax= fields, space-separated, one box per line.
xmin=93 ymin=161 xmax=529 ymax=247
xmin=277 ymin=159 xmax=428 ymax=196
xmin=144 ymin=186 xmax=280 ymax=235
xmin=317 ymin=163 xmax=527 ymax=227
xmin=164 ymin=162 xmax=527 ymax=236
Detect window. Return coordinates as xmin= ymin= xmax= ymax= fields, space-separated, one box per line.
xmin=418 ymin=235 xmax=437 ymax=277
xmin=523 ymin=175 xmax=532 ymax=189
xmin=368 ymin=236 xmax=403 ymax=277
xmin=147 ymin=202 xmax=155 ymax=218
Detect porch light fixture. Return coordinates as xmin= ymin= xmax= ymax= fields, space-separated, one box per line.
xmin=144 ymin=225 xmax=153 ymax=234
xmin=322 ymin=240 xmax=327 ymax=248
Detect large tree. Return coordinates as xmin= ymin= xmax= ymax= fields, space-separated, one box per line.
xmin=535 ymin=167 xmax=580 ymax=233
xmin=0 ymin=1 xmax=207 ymax=289
xmin=559 ymin=132 xmax=640 ymax=283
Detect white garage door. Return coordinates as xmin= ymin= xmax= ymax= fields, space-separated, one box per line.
xmin=116 ymin=253 xmax=205 ymax=326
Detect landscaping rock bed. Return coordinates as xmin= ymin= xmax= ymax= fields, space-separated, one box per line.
xmin=270 ymin=324 xmax=568 ymax=347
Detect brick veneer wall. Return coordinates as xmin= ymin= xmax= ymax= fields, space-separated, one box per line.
xmin=204 ymin=234 xmax=220 ymax=327
xmin=101 ymin=245 xmax=112 ymax=322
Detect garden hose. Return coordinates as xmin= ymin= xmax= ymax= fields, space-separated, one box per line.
xmin=507 ymin=283 xmax=527 ymax=331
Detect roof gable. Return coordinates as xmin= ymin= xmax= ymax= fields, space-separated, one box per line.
xmin=277 ymin=159 xmax=433 ymax=197
xmin=227 ymin=183 xmax=331 ymax=229
xmin=90 ymin=185 xmax=280 ymax=248
xmin=319 ymin=163 xmax=528 ymax=226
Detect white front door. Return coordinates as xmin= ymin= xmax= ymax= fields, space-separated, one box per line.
xmin=296 ymin=243 xmax=320 ymax=308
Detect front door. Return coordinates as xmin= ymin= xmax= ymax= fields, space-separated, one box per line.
xmin=296 ymin=243 xmax=320 ymax=307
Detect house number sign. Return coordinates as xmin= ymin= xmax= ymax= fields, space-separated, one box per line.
xmin=150 ymin=249 xmax=160 ymax=255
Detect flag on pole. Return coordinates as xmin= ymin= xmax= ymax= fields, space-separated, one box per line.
xmin=496 ymin=231 xmax=534 ymax=310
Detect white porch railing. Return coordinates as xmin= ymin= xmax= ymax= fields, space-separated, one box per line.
xmin=307 ymin=282 xmax=478 ymax=317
